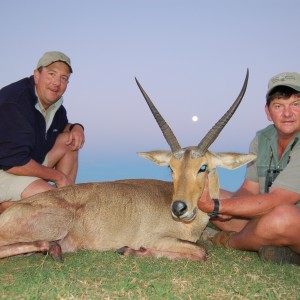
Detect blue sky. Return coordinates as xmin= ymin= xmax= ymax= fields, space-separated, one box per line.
xmin=1 ymin=1 xmax=300 ymax=191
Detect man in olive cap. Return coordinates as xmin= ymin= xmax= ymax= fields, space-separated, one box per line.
xmin=0 ymin=51 xmax=85 ymax=211
xmin=199 ymin=72 xmax=300 ymax=265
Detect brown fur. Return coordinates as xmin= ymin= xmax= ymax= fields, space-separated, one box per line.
xmin=0 ymin=149 xmax=255 ymax=261
xmin=0 ymin=179 xmax=208 ymax=261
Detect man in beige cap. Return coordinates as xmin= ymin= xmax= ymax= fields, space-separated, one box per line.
xmin=199 ymin=72 xmax=300 ymax=265
xmin=0 ymin=51 xmax=85 ymax=211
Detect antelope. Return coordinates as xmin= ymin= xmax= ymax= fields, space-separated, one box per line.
xmin=0 ymin=70 xmax=255 ymax=262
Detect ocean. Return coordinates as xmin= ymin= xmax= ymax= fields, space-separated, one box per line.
xmin=76 ymin=156 xmax=246 ymax=193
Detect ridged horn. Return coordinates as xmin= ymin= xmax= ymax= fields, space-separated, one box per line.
xmin=196 ymin=69 xmax=249 ymax=156
xmin=135 ymin=78 xmax=181 ymax=153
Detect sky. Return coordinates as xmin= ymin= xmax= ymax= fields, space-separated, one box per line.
xmin=1 ymin=1 xmax=300 ymax=191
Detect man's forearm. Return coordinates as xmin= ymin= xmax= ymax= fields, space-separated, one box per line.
xmin=220 ymin=189 xmax=299 ymax=218
xmin=6 ymin=159 xmax=64 ymax=183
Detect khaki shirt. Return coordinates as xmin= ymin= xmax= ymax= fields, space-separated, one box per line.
xmin=246 ymin=125 xmax=300 ymax=194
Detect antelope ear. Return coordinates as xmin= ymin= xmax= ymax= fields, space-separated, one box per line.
xmin=208 ymin=168 xmax=220 ymax=199
xmin=209 ymin=152 xmax=256 ymax=170
xmin=138 ymin=150 xmax=173 ymax=166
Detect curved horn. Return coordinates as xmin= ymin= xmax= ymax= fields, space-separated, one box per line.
xmin=196 ymin=69 xmax=249 ymax=156
xmin=135 ymin=78 xmax=181 ymax=153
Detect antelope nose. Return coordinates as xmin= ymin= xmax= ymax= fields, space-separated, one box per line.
xmin=172 ymin=201 xmax=187 ymax=217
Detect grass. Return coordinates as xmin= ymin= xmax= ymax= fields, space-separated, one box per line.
xmin=1 ymin=242 xmax=300 ymax=300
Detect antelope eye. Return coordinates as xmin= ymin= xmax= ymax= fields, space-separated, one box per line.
xmin=198 ymin=164 xmax=207 ymax=173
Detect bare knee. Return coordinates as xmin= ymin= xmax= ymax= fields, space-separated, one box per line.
xmin=21 ymin=179 xmax=55 ymax=199
xmin=256 ymin=205 xmax=300 ymax=237
xmin=47 ymin=132 xmax=78 ymax=168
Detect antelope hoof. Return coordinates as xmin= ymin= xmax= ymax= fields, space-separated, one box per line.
xmin=48 ymin=242 xmax=64 ymax=263
xmin=116 ymin=246 xmax=129 ymax=255
xmin=116 ymin=246 xmax=148 ymax=257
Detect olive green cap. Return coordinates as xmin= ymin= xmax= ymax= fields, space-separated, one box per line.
xmin=36 ymin=51 xmax=73 ymax=73
xmin=266 ymin=72 xmax=300 ymax=97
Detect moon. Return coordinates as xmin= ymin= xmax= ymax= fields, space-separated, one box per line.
xmin=192 ymin=115 xmax=198 ymax=122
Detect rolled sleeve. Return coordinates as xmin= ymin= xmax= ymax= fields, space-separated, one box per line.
xmin=245 ymin=136 xmax=259 ymax=183
xmin=273 ymin=146 xmax=300 ymax=195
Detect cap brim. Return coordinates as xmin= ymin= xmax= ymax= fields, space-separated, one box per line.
xmin=266 ymin=84 xmax=300 ymax=97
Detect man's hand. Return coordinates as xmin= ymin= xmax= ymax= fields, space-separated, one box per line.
xmin=66 ymin=125 xmax=85 ymax=151
xmin=198 ymin=174 xmax=232 ymax=220
xmin=54 ymin=170 xmax=74 ymax=188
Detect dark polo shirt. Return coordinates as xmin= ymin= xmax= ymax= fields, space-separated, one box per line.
xmin=0 ymin=76 xmax=68 ymax=171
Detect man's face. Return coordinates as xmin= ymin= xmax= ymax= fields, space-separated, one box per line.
xmin=265 ymin=95 xmax=300 ymax=138
xmin=34 ymin=62 xmax=70 ymax=110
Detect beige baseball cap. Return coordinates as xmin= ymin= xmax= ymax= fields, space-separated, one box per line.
xmin=36 ymin=51 xmax=73 ymax=73
xmin=266 ymin=72 xmax=300 ymax=97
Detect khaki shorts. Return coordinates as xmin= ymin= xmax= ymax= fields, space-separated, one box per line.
xmin=0 ymin=157 xmax=49 ymax=202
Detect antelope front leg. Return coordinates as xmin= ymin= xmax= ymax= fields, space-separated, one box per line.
xmin=117 ymin=239 xmax=207 ymax=261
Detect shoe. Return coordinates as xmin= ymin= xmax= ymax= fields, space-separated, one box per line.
xmin=259 ymin=246 xmax=300 ymax=266
xmin=211 ymin=231 xmax=236 ymax=249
